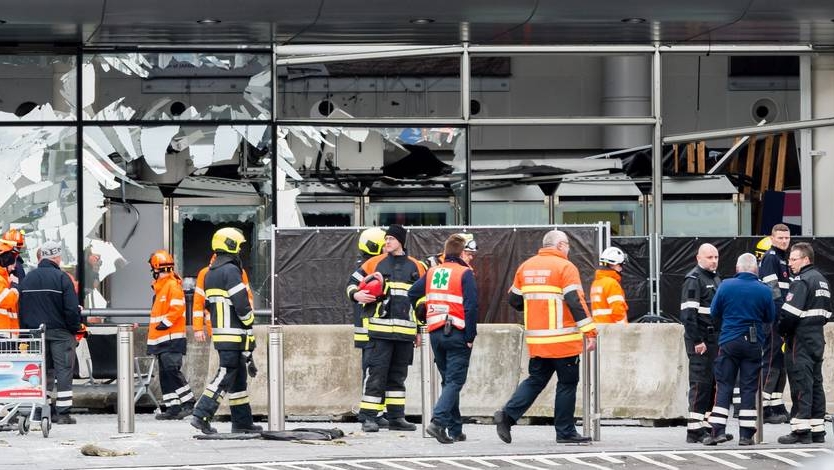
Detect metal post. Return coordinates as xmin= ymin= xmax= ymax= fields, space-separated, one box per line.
xmin=116 ymin=325 xmax=134 ymax=433
xmin=420 ymin=326 xmax=433 ymax=437
xmin=582 ymin=338 xmax=591 ymax=438
xmin=755 ymin=371 xmax=764 ymax=444
xmin=591 ymin=337 xmax=601 ymax=441
xmin=268 ymin=325 xmax=285 ymax=431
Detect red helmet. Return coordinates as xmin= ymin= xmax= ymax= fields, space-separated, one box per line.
xmin=358 ymin=272 xmax=385 ymax=299
xmin=148 ymin=250 xmax=175 ymax=271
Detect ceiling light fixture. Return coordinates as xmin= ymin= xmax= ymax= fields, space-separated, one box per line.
xmin=410 ymin=18 xmax=435 ymax=25
xmin=621 ymin=18 xmax=647 ymax=24
xmin=197 ymin=18 xmax=221 ymax=24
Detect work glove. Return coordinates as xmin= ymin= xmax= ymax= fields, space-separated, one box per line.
xmin=242 ymin=352 xmax=258 ymax=378
xmin=75 ymin=323 xmax=89 ymax=342
xmin=155 ymin=322 xmax=171 ymax=331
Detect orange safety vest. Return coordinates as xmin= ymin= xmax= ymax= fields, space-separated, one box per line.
xmin=510 ymin=247 xmax=596 ymax=359
xmin=590 ymin=269 xmax=628 ymax=324
xmin=193 ymin=265 xmax=253 ymax=337
xmin=147 ymin=274 xmax=187 ymax=350
xmin=0 ymin=269 xmax=19 ymax=336
xmin=425 ymin=262 xmax=470 ymax=332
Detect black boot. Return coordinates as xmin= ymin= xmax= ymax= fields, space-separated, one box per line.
xmin=190 ymin=415 xmax=217 ymax=435
xmin=778 ymin=431 xmax=811 ymax=444
xmin=231 ymin=422 xmax=263 ymax=434
xmin=388 ymin=417 xmax=417 ymax=431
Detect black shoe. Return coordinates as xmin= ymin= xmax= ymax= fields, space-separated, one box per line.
xmin=231 ymin=423 xmax=263 ymax=434
xmin=53 ymin=414 xmax=76 ymax=425
xmin=361 ymin=419 xmax=380 ymax=433
xmin=376 ymin=416 xmax=390 ymax=429
xmin=426 ymin=422 xmax=454 ymax=444
xmin=155 ymin=409 xmax=181 ymax=420
xmin=738 ymin=437 xmax=755 ymax=446
xmin=703 ymin=433 xmax=733 ymax=446
xmin=174 ymin=403 xmax=195 ymax=420
xmin=494 ymin=410 xmax=512 ymax=444
xmin=453 ymin=432 xmax=467 ymax=442
xmin=778 ymin=432 xmax=811 ymax=444
xmin=388 ymin=417 xmax=417 ymax=431
xmin=763 ymin=411 xmax=789 ymax=424
xmin=686 ymin=430 xmax=709 ymax=444
xmin=190 ymin=415 xmax=217 ymax=435
xmin=556 ymin=433 xmax=592 ymax=444
xmin=812 ymin=432 xmax=826 ymax=443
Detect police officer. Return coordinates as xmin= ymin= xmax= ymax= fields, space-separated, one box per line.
xmin=346 ymin=224 xmax=426 ymax=433
xmin=590 ymin=246 xmax=629 ymax=324
xmin=778 ymin=242 xmax=832 ymax=444
xmin=704 ymin=253 xmax=775 ymax=446
xmin=409 ymin=234 xmax=478 ymax=443
xmin=494 ymin=230 xmax=596 ymax=444
xmin=191 ymin=227 xmax=261 ymax=435
xmin=757 ymin=224 xmax=791 ymax=424
xmin=680 ymin=243 xmax=721 ymax=443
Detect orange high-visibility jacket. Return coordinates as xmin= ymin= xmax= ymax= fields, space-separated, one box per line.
xmin=193 ymin=265 xmax=253 ymax=337
xmin=0 ymin=269 xmax=19 ymax=335
xmin=508 ymin=247 xmax=596 ymax=359
xmin=590 ymin=269 xmax=628 ymax=324
xmin=147 ymin=274 xmax=187 ymax=354
xmin=425 ymin=262 xmax=470 ymax=332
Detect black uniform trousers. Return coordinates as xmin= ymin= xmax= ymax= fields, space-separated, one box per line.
xmin=761 ymin=323 xmax=788 ymax=412
xmin=784 ymin=331 xmax=826 ymax=435
xmin=45 ymin=329 xmax=76 ymax=416
xmin=708 ymin=337 xmax=762 ymax=439
xmin=157 ymin=351 xmax=195 ymax=410
xmin=193 ymin=350 xmax=253 ymax=427
xmin=686 ymin=339 xmax=718 ymax=439
xmin=430 ymin=328 xmax=472 ymax=438
xmin=359 ymin=343 xmax=387 ymax=418
xmin=358 ymin=338 xmax=413 ymax=421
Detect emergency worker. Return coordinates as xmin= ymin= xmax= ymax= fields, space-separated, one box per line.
xmin=494 ymin=230 xmax=596 ymax=444
xmin=2 ymin=228 xmax=26 ymax=287
xmin=18 ymin=241 xmax=81 ymax=424
xmin=778 ymin=242 xmax=832 ymax=444
xmin=705 ymin=253 xmax=775 ymax=446
xmin=147 ymin=250 xmax=195 ymax=420
xmin=352 ymin=227 xmax=390 ymax=428
xmin=192 ymin=253 xmax=255 ymax=342
xmin=426 ymin=233 xmax=477 ymax=268
xmin=680 ymin=243 xmax=721 ymax=443
xmin=346 ymin=224 xmax=426 ymax=433
xmin=590 ymin=246 xmax=628 ymax=324
xmin=0 ymin=240 xmax=19 ymax=337
xmin=758 ymin=224 xmax=791 ymax=424
xmin=191 ymin=227 xmax=261 ymax=435
xmin=409 ymin=234 xmax=478 ymax=443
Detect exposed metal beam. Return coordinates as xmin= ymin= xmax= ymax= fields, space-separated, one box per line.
xmin=469 ymin=117 xmax=655 ymax=126
xmin=651 ymin=47 xmax=662 ymax=236
xmin=657 ymin=44 xmax=814 ymax=54
xmin=275 ymin=46 xmax=464 ymax=65
xmin=663 ymin=116 xmax=834 ymax=144
xmin=800 ymin=55 xmax=813 ymax=235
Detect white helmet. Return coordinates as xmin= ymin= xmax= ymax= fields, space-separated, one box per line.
xmin=600 ymin=247 xmax=626 ymax=266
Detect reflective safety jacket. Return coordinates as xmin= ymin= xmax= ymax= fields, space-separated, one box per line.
xmin=193 ymin=263 xmax=253 ymax=338
xmin=680 ymin=265 xmax=721 ymax=344
xmin=590 ymin=269 xmax=628 ymax=324
xmin=779 ymin=264 xmax=833 ymax=340
xmin=759 ymin=246 xmax=790 ymax=310
xmin=508 ymin=247 xmax=596 ymax=359
xmin=205 ymin=254 xmax=255 ymax=351
xmin=0 ymin=269 xmax=19 ymax=337
xmin=147 ymin=273 xmax=187 ymax=354
xmin=424 ymin=261 xmax=470 ymax=332
xmin=351 ymin=253 xmax=374 ymax=348
xmin=347 ymin=252 xmax=426 ymax=342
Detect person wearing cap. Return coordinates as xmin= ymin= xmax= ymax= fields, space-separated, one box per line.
xmin=18 ymin=240 xmax=82 ymax=424
xmin=426 ymin=233 xmax=477 ymax=268
xmin=346 ymin=224 xmax=427 ymax=433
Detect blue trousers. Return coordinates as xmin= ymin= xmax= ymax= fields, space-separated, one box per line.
xmin=503 ymin=355 xmax=581 ymax=438
xmin=708 ymin=337 xmax=761 ymax=439
xmin=430 ymin=329 xmax=472 ymax=437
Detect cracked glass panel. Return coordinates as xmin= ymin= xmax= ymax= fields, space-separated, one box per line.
xmin=83 ymin=53 xmax=272 ymax=121
xmin=84 ymin=125 xmax=272 ymax=310
xmin=0 ymin=55 xmax=77 ymax=121
xmin=0 ymin=126 xmax=79 ymax=280
xmin=283 ymin=125 xmax=467 ymax=226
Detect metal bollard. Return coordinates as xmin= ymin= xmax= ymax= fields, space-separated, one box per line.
xmin=582 ymin=338 xmax=591 ymax=438
xmin=419 ymin=326 xmax=433 ymax=437
xmin=268 ymin=325 xmax=285 ymax=431
xmin=755 ymin=371 xmax=764 ymax=444
xmin=117 ymin=325 xmax=134 ymax=433
xmin=591 ymin=337 xmax=601 ymax=441
xmin=582 ymin=336 xmax=600 ymax=440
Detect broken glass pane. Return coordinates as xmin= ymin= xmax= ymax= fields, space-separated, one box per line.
xmin=0 ymin=55 xmax=77 ymax=121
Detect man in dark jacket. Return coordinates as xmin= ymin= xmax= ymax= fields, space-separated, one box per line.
xmin=191 ymin=227 xmax=261 ymax=435
xmin=704 ymin=253 xmax=775 ymax=446
xmin=18 ymin=240 xmax=81 ymax=424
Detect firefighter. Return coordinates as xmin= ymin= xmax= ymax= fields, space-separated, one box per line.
xmin=192 ymin=254 xmax=255 ymax=342
xmin=757 ymin=224 xmax=791 ymax=424
xmin=191 ymin=227 xmax=261 ymax=435
xmin=680 ymin=243 xmax=721 ymax=444
xmin=409 ymin=234 xmax=479 ymax=443
xmin=346 ymin=224 xmax=426 ymax=433
xmin=0 ymin=239 xmax=20 ymax=337
xmin=494 ymin=230 xmax=596 ymax=444
xmin=353 ymin=227 xmax=390 ymax=429
xmin=590 ymin=246 xmax=628 ymax=324
xmin=147 ymin=250 xmax=196 ymax=420
xmin=2 ymin=228 xmax=26 ymax=287
xmin=778 ymin=242 xmax=832 ymax=444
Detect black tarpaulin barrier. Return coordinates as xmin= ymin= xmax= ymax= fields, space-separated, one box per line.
xmin=273 ymin=225 xmax=604 ymax=325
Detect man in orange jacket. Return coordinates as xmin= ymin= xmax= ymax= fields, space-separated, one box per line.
xmin=0 ymin=240 xmax=20 ymax=337
xmin=148 ymin=250 xmax=196 ymax=420
xmin=494 ymin=229 xmax=597 ymax=444
xmin=590 ymin=246 xmax=629 ymax=324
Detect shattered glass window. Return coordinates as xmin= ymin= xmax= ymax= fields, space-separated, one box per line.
xmin=0 ymin=126 xmax=79 ymax=278
xmin=0 ymin=55 xmax=77 ymax=121
xmin=82 ymin=53 xmax=272 ymax=121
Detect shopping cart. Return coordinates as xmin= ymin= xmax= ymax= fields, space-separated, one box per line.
xmin=0 ymin=326 xmax=51 ymax=437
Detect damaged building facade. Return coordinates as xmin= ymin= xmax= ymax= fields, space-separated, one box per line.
xmin=1 ymin=3 xmax=834 ymax=313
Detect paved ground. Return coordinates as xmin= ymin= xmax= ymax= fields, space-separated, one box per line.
xmin=1 ymin=414 xmax=832 ymax=469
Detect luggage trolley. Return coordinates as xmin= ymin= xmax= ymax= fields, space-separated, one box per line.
xmin=0 ymin=326 xmax=51 ymax=437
